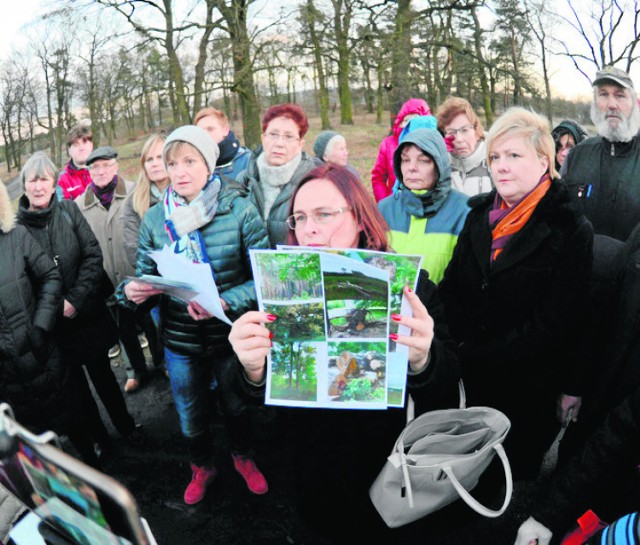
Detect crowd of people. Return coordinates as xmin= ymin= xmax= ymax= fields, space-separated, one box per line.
xmin=2 ymin=63 xmax=640 ymax=545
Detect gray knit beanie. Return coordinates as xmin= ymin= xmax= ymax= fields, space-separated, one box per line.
xmin=314 ymin=130 xmax=342 ymax=159
xmin=164 ymin=125 xmax=220 ymax=173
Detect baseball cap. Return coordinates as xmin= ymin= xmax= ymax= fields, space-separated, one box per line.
xmin=593 ymin=66 xmax=634 ymax=89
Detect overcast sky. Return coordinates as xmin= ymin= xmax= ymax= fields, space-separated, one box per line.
xmin=0 ymin=0 xmax=624 ymax=103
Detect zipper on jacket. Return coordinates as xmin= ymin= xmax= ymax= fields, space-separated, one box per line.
xmin=480 ymin=278 xmax=489 ymax=291
xmin=45 ymin=225 xmax=59 ymax=266
xmin=611 ymin=142 xmax=615 ymax=157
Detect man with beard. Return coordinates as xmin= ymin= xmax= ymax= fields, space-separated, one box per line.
xmin=561 ymin=65 xmax=640 ymax=241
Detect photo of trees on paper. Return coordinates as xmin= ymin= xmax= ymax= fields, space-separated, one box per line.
xmin=322 ymin=257 xmax=389 ymax=339
xmin=327 ymin=341 xmax=386 ymax=403
xmin=253 ymin=251 xmax=323 ymax=301
xmin=264 ymin=302 xmax=325 ymax=401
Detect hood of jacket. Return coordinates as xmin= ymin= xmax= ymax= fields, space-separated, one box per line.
xmin=392 ymin=98 xmax=431 ymax=137
xmin=392 ymin=128 xmax=453 ymax=218
xmin=0 ymin=181 xmax=15 ymax=233
xmin=394 ymin=128 xmax=452 ymax=188
xmin=552 ymin=119 xmax=589 ymax=146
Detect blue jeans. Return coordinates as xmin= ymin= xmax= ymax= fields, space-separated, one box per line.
xmin=164 ymin=347 xmax=251 ymax=465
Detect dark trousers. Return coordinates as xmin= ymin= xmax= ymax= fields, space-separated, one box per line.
xmin=68 ymin=352 xmax=136 ymax=440
xmin=117 ymin=306 xmax=148 ymax=379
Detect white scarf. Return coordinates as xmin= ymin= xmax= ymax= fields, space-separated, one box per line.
xmin=257 ymin=152 xmax=302 ymax=219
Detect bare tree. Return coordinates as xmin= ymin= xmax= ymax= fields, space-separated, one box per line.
xmin=555 ymin=0 xmax=640 ymax=82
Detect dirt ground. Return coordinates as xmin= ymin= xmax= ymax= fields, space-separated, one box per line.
xmin=79 ymin=349 xmax=549 ymax=545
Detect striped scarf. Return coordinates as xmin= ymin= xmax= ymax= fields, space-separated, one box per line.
xmin=163 ymin=173 xmax=221 ymax=263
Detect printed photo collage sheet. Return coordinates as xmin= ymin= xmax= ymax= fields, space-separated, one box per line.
xmin=249 ymin=247 xmax=423 ymax=410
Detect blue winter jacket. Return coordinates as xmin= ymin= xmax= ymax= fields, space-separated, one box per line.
xmin=378 ymin=128 xmax=470 ymax=283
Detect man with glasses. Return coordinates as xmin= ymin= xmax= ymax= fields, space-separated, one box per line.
xmin=237 ymin=103 xmax=316 ymax=247
xmin=76 ymin=147 xmax=151 ymax=396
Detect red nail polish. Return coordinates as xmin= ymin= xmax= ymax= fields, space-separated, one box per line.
xmin=266 ymin=314 xmax=277 ymax=321
xmin=389 ymin=333 xmax=398 ymax=341
xmin=391 ymin=314 xmax=402 ymax=322
xmin=268 ymin=330 xmax=274 ymax=339
xmin=406 ymin=288 xmax=413 ymax=293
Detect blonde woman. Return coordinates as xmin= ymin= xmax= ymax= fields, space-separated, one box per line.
xmin=121 ymin=134 xmax=170 ymax=387
xmin=123 ymin=134 xmax=170 ymax=268
xmin=439 ymin=107 xmax=593 ymax=482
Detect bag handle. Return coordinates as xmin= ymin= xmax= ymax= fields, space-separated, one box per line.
xmin=442 ymin=443 xmax=513 ymax=518
xmin=406 ymin=380 xmax=466 ymax=424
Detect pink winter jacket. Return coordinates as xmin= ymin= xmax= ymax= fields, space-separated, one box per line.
xmin=371 ymin=98 xmax=431 ymax=202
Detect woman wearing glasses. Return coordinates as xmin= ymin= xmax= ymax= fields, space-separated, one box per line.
xmin=237 ymin=103 xmax=316 ymax=247
xmin=378 ymin=128 xmax=470 ymax=284
xmin=436 ymin=97 xmax=493 ymax=197
xmin=229 ymin=165 xmax=461 ymax=542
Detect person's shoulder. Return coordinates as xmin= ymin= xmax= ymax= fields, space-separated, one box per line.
xmin=467 ymin=191 xmax=493 ymax=211
xmin=377 ymin=191 xmax=401 ymax=212
xmin=573 ymin=135 xmax=604 ymax=153
xmin=447 ymin=189 xmax=471 ymax=207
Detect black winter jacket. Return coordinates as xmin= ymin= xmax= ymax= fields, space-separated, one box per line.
xmin=17 ymin=196 xmax=117 ymax=364
xmin=439 ymin=181 xmax=593 ymax=477
xmin=230 ymin=270 xmax=461 ymax=540
xmin=561 ymin=134 xmax=640 ymax=241
xmin=0 ymin=187 xmax=70 ymax=434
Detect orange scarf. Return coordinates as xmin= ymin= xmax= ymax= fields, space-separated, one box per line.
xmin=490 ymin=174 xmax=552 ymax=262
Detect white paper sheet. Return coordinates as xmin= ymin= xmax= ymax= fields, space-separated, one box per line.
xmin=147 ymin=244 xmax=232 ymax=325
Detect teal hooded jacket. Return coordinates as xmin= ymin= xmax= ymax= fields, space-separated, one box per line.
xmin=378 ymin=128 xmax=470 ymax=283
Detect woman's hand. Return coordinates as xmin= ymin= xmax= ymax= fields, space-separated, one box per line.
xmin=187 ymin=300 xmax=214 ymax=321
xmin=124 ymin=280 xmax=162 ymax=304
xmin=229 ymin=311 xmax=275 ymax=383
xmin=63 ymin=299 xmax=77 ymax=318
xmin=557 ymin=394 xmax=581 ymax=426
xmin=390 ymin=286 xmax=434 ymax=373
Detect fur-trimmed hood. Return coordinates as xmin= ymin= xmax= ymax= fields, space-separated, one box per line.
xmin=0 ymin=181 xmax=15 ymax=233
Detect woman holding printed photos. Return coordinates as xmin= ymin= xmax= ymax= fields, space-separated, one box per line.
xmin=118 ymin=126 xmax=270 ymax=506
xmin=228 ymin=164 xmax=461 ymax=543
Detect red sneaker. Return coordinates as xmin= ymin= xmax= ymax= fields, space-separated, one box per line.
xmin=184 ymin=464 xmax=216 ymax=505
xmin=231 ymin=454 xmax=268 ymax=495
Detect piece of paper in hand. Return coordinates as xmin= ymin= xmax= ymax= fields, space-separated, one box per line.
xmin=148 ymin=245 xmax=232 ymax=325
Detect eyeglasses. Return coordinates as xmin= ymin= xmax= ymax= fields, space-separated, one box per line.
xmin=263 ymin=132 xmax=300 ymax=144
xmin=444 ymin=124 xmax=475 ymax=137
xmin=88 ymin=160 xmax=117 ymax=172
xmin=286 ymin=207 xmax=352 ymax=230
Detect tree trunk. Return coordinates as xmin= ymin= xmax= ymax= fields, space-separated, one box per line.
xmin=163 ymin=0 xmax=190 ymax=124
xmin=332 ymin=0 xmax=354 ymax=125
xmin=307 ymin=0 xmax=331 ymax=129
xmin=192 ymin=0 xmax=215 ymax=117
xmin=216 ymin=0 xmax=261 ymax=148
xmin=390 ymin=0 xmax=412 ymax=125
xmin=472 ymin=7 xmax=493 ymax=126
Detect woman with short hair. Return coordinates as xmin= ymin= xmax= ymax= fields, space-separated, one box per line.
xmin=120 ymin=125 xmax=270 ymax=505
xmin=439 ymin=107 xmax=593 ymax=481
xmin=436 ymin=96 xmax=493 ymax=197
xmin=237 ymin=103 xmax=316 ymax=247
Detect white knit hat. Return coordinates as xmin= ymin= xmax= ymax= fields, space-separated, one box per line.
xmin=164 ymin=125 xmax=220 ymax=172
